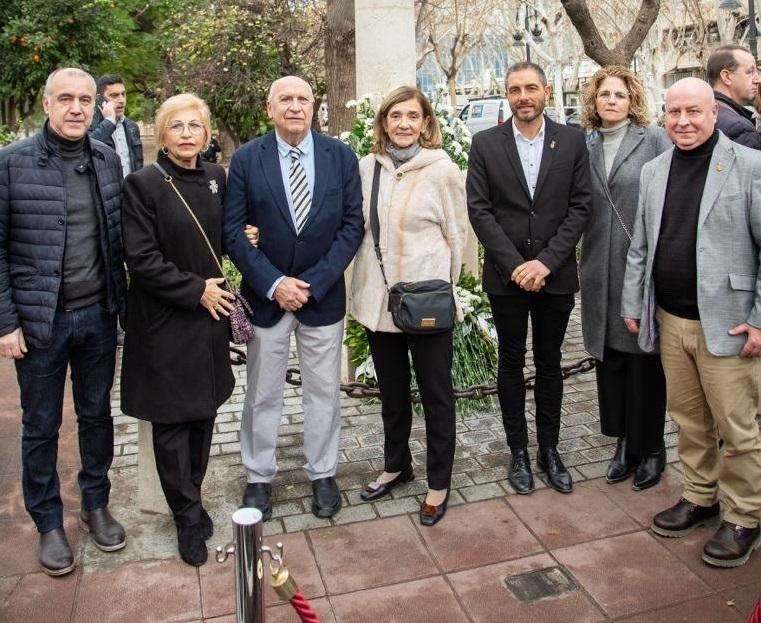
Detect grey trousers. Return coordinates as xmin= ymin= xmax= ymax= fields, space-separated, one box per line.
xmin=240 ymin=312 xmax=344 ymax=482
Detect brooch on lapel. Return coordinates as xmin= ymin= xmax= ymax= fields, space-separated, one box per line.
xmin=549 ymin=140 xmax=556 ymax=150
xmin=209 ymin=179 xmax=219 ymax=195
xmin=716 ymin=162 xmax=724 ymax=172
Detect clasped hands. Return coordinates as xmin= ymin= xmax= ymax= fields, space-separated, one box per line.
xmin=512 ymin=260 xmax=549 ymax=292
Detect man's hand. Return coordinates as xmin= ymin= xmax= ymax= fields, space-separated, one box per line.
xmin=100 ymin=99 xmax=117 ymax=123
xmin=274 ymin=277 xmax=311 ymax=312
xmin=0 ymin=328 xmax=27 ymax=359
xmin=624 ymin=318 xmax=640 ymax=334
xmin=511 ymin=260 xmax=549 ymax=292
xmin=729 ymin=323 xmax=761 ymax=358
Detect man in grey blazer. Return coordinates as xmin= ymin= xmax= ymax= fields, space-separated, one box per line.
xmin=621 ymin=77 xmax=761 ymax=568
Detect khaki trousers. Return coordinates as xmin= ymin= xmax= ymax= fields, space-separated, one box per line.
xmin=656 ymin=309 xmax=761 ymax=528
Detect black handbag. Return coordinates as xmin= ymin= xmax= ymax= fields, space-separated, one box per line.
xmin=368 ymin=160 xmax=455 ymax=334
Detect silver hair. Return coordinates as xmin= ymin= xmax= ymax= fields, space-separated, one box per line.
xmin=44 ymin=68 xmax=96 ymax=98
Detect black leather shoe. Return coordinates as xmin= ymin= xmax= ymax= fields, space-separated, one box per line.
xmin=312 ymin=477 xmax=342 ymax=518
xmin=360 ymin=466 xmax=414 ymax=502
xmin=39 ymin=527 xmax=75 ymax=576
xmin=702 ymin=521 xmax=761 ymax=568
xmin=177 ymin=523 xmax=207 ymax=567
xmin=508 ymin=448 xmax=535 ymax=494
xmin=241 ymin=482 xmax=272 ymax=521
xmin=537 ymin=447 xmax=573 ymax=493
xmin=632 ymin=446 xmax=665 ymax=491
xmin=651 ymin=498 xmax=720 ymax=537
xmin=200 ymin=506 xmax=214 ymax=540
xmin=420 ymin=490 xmax=450 ymax=527
xmin=79 ymin=507 xmax=126 ymax=552
xmin=606 ymin=437 xmax=635 ymax=484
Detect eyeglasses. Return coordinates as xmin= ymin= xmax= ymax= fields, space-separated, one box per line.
xmin=167 ymin=122 xmax=204 ymax=135
xmin=275 ymin=95 xmax=313 ymax=107
xmin=596 ymin=90 xmax=630 ymax=101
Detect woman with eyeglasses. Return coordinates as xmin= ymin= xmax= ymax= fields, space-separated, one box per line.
xmin=120 ymin=93 xmax=237 ymax=566
xmin=578 ymin=66 xmax=672 ymax=491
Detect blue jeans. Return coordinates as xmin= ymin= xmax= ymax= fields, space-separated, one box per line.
xmin=16 ymin=303 xmax=117 ymax=533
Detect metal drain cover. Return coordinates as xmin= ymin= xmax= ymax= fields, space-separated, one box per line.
xmin=502 ymin=566 xmax=578 ymax=603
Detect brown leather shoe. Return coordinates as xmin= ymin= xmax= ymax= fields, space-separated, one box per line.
xmin=80 ymin=507 xmax=126 ymax=552
xmin=651 ymin=498 xmax=720 ymax=537
xmin=702 ymin=521 xmax=761 ymax=568
xmin=39 ymin=527 xmax=75 ymax=576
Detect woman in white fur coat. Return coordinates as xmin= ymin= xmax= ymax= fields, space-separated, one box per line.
xmin=351 ymin=86 xmax=468 ymax=526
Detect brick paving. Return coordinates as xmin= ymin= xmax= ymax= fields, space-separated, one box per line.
xmin=1 ymin=301 xmax=759 ymax=622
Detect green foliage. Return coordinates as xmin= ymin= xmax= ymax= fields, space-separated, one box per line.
xmin=0 ymin=125 xmax=17 ymax=146
xmin=0 ymin=0 xmax=124 ymax=125
xmin=165 ymin=1 xmax=285 ymax=143
xmin=222 ymin=257 xmax=242 ymax=290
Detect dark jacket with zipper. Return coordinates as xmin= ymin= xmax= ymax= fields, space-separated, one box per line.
xmin=0 ymin=124 xmax=126 ymax=347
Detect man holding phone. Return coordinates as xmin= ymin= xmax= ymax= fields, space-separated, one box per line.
xmin=89 ymin=74 xmax=143 ymax=178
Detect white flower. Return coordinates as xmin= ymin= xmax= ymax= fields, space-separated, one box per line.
xmin=339 ymin=131 xmax=351 ymax=140
xmin=209 ymin=179 xmax=219 ymax=194
xmin=345 ymin=99 xmax=358 ymax=108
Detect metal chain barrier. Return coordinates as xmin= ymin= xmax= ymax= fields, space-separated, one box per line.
xmin=230 ymin=348 xmax=596 ymax=403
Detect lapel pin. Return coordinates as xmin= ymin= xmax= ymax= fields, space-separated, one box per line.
xmin=716 ymin=162 xmax=724 ymax=172
xmin=550 ymin=140 xmax=556 ymax=150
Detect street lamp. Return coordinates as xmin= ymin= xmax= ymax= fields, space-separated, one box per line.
xmin=512 ymin=4 xmax=543 ymax=63
xmin=719 ymin=0 xmax=757 ymax=61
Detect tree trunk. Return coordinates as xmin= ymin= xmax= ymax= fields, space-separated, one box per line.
xmin=561 ymin=0 xmax=661 ymax=67
xmin=326 ymin=0 xmax=356 ymax=136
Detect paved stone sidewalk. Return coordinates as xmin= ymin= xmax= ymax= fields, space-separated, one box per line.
xmin=108 ymin=302 xmax=679 ymax=537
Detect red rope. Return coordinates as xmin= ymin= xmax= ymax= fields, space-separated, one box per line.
xmin=290 ymin=591 xmax=319 ymax=623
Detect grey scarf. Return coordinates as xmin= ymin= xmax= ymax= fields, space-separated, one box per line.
xmin=386 ymin=142 xmax=422 ymax=168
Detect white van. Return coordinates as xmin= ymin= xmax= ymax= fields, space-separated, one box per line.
xmin=459 ymin=97 xmax=511 ymax=135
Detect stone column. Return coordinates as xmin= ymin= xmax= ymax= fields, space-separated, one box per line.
xmin=137 ymin=420 xmax=170 ymax=514
xmin=355 ymin=0 xmax=416 ymax=98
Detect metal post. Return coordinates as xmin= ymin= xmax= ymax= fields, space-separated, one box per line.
xmin=231 ymin=507 xmax=264 ymax=623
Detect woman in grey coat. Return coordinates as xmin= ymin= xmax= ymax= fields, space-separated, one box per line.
xmin=579 ymin=66 xmax=672 ymax=491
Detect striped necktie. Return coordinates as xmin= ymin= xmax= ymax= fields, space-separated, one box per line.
xmin=289 ymin=147 xmax=311 ymax=233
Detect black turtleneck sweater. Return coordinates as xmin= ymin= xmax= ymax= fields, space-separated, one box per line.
xmin=653 ymin=130 xmax=720 ymax=320
xmin=47 ymin=126 xmax=106 ymax=310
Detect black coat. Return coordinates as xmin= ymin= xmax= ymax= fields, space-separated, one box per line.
xmin=120 ymin=153 xmax=234 ymax=423
xmin=466 ymin=116 xmax=592 ymax=295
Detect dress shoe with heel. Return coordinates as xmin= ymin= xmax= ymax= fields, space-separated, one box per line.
xmin=632 ymin=445 xmax=665 ymax=491
xmin=312 ymin=476 xmax=342 ymax=518
xmin=420 ymin=489 xmax=450 ymax=527
xmin=537 ymin=447 xmax=573 ymax=493
xmin=79 ymin=507 xmax=126 ymax=552
xmin=241 ymin=482 xmax=272 ymax=520
xmin=360 ymin=466 xmax=414 ymax=502
xmin=606 ymin=437 xmax=636 ymax=484
xmin=508 ymin=448 xmax=534 ymax=494
xmin=39 ymin=527 xmax=75 ymax=576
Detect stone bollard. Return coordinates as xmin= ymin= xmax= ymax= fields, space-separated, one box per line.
xmin=137 ymin=420 xmax=170 ymax=514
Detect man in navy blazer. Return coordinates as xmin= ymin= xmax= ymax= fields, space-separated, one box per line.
xmin=467 ymin=62 xmax=591 ymax=497
xmin=223 ymin=76 xmax=363 ymax=520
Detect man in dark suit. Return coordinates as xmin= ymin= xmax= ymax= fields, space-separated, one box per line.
xmin=467 ymin=62 xmax=591 ymax=495
xmin=223 ymin=76 xmax=363 ymax=520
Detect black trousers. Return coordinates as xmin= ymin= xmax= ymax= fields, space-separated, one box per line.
xmin=366 ymin=328 xmax=456 ymax=490
xmin=152 ymin=418 xmax=215 ymax=527
xmin=596 ymin=346 xmax=666 ymax=456
xmin=489 ymin=291 xmax=575 ymax=452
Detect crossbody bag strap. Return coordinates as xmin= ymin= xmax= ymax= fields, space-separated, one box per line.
xmin=152 ymin=162 xmax=229 ymax=287
xmin=368 ymin=159 xmax=390 ymax=291
xmin=602 ymin=183 xmax=633 ymax=242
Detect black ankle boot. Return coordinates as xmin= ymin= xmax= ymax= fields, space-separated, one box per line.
xmin=177 ymin=523 xmax=207 ymax=566
xmin=606 ymin=437 xmax=635 ymax=484
xmin=632 ymin=444 xmax=665 ymax=491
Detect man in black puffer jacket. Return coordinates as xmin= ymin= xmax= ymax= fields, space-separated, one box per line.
xmin=0 ymin=68 xmax=127 ymax=577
